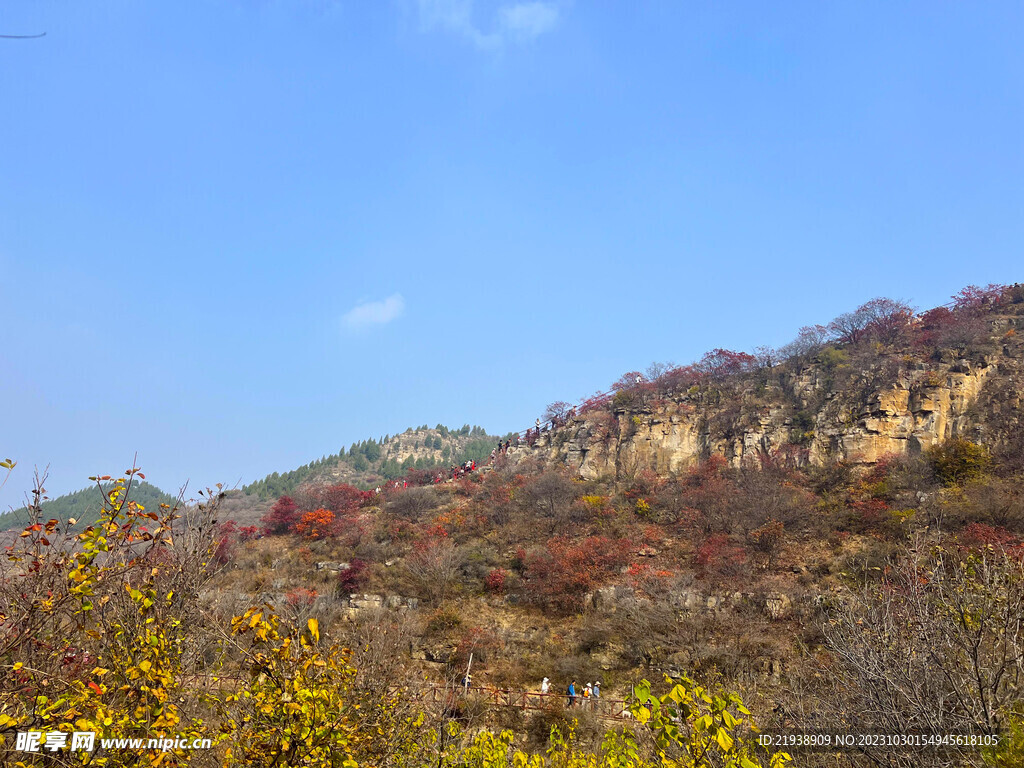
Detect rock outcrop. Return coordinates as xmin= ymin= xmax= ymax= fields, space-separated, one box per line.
xmin=519 ymin=322 xmax=1023 ymax=479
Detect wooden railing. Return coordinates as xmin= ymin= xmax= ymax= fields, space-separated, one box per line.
xmin=418 ymin=684 xmax=630 ymax=721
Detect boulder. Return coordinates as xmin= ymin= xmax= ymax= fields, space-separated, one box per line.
xmin=764 ymin=592 xmax=792 ymax=620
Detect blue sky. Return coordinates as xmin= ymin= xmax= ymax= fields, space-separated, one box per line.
xmin=1 ymin=1 xmax=1022 ymax=503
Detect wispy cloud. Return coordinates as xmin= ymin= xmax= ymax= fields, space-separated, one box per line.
xmin=342 ymin=294 xmax=405 ymax=330
xmin=415 ymin=0 xmax=560 ymax=50
xmin=498 ymin=2 xmax=558 ymax=41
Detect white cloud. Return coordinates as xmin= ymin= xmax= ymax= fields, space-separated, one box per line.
xmin=342 ymin=294 xmax=405 ymax=330
xmin=415 ymin=0 xmax=559 ymax=50
xmin=498 ymin=2 xmax=558 ymax=41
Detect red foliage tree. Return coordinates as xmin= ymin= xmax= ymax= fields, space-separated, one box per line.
xmin=284 ymin=587 xmax=318 ymax=610
xmin=653 ymin=364 xmax=701 ymax=393
xmin=524 ymin=536 xmax=631 ymax=612
xmin=850 ymin=498 xmax=891 ymax=533
xmin=674 ymin=456 xmax=737 ymax=532
xmin=404 ymin=468 xmax=439 ymax=487
xmin=957 ymin=523 xmax=1017 ymax=550
xmin=484 ymin=568 xmax=508 ymax=594
xmin=213 ymin=521 xmax=238 ymax=565
xmin=338 ymin=558 xmax=369 ymax=594
xmin=915 ymin=305 xmax=988 ymax=353
xmin=859 ymin=297 xmax=914 ymax=345
xmin=828 ymin=308 xmax=872 ymax=345
xmin=624 ymin=469 xmax=665 ymax=502
xmin=317 ymin=483 xmax=372 ymax=514
xmin=611 ymin=372 xmax=646 ymax=392
xmin=694 ymin=534 xmax=748 ymax=579
xmin=829 ymin=297 xmax=914 ymax=346
xmin=952 ymin=284 xmax=1007 ymax=315
xmin=914 ymin=306 xmax=954 ymax=348
xmin=237 ymin=525 xmax=261 ymax=541
xmin=695 ymin=349 xmax=757 ymax=380
xmin=261 ymin=494 xmax=299 ymax=536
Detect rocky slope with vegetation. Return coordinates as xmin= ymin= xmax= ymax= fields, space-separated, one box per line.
xmin=526 ymin=286 xmax=1023 ymax=478
xmin=4 ymin=283 xmax=1024 ymax=767
xmin=185 ymin=283 xmax=1024 ymax=766
xmin=243 ymin=423 xmax=506 ymax=500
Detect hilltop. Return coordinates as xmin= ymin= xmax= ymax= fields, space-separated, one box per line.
xmin=243 ymin=423 xmax=505 ymax=499
xmin=216 ymin=424 xmax=510 ymax=527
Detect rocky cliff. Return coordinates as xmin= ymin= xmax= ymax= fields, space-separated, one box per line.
xmin=521 ymin=312 xmax=1024 ymax=479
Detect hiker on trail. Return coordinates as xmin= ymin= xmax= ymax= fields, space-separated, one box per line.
xmin=462 ymin=673 xmax=471 ymax=692
xmin=567 ymin=681 xmax=576 ymax=707
xmin=583 ymin=683 xmax=593 ymax=708
xmin=593 ymin=681 xmax=601 ymax=699
xmin=541 ymin=677 xmax=550 ymax=694
xmin=471 ymin=460 xmax=476 ymax=471
xmin=536 ymin=418 xmax=541 ymax=432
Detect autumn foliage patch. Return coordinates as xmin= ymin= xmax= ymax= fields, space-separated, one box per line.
xmin=295 ymin=508 xmax=337 ymax=540
xmin=523 ymin=536 xmax=631 ymax=612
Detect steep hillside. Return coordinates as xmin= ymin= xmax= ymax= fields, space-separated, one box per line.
xmin=202 ymin=284 xmax=1024 ymax=763
xmin=521 ymin=288 xmax=1024 ymax=479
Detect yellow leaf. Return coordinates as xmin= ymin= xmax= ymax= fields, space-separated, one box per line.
xmin=715 ymin=727 xmax=734 ymax=752
xmin=13 ymin=662 xmax=23 ymax=671
xmin=307 ymin=617 xmax=319 ymax=642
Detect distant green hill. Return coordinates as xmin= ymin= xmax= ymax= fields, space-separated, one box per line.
xmin=1 ymin=424 xmax=512 ymax=531
xmin=0 ymin=481 xmax=180 ymax=533
xmin=243 ymin=423 xmax=511 ymax=500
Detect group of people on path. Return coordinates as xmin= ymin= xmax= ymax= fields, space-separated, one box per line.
xmin=435 ymin=460 xmax=477 ymax=483
xmin=540 ymin=677 xmax=601 ymax=708
xmin=523 ymin=408 xmax=577 ymax=447
xmin=423 ymin=405 xmax=590 ymax=486
xmin=489 ymin=437 xmax=518 ymax=463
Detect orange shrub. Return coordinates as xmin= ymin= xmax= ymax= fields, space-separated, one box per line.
xmin=294 ymin=507 xmax=336 ymax=539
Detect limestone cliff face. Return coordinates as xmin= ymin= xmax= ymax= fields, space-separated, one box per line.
xmin=522 ymin=331 xmax=1022 ymax=479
